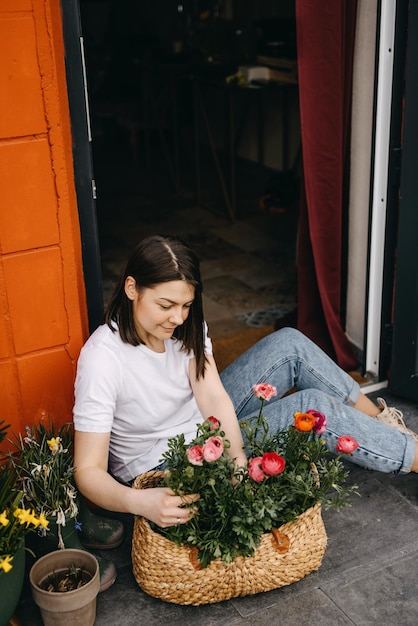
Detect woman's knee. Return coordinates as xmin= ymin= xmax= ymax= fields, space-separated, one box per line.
xmin=257 ymin=326 xmax=305 ymax=351
xmin=288 ymin=388 xmax=331 ymax=407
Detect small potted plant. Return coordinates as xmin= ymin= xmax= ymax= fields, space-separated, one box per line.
xmin=7 ymin=416 xmax=117 ymax=594
xmin=8 ymin=417 xmax=80 ymax=553
xmin=0 ymin=420 xmax=47 ymax=626
xmin=6 ymin=419 xmax=100 ymax=624
xmin=29 ymin=548 xmax=99 ymax=626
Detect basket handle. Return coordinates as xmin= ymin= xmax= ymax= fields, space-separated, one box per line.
xmin=271 ymin=529 xmax=290 ymax=554
xmin=189 ymin=547 xmax=202 ymax=570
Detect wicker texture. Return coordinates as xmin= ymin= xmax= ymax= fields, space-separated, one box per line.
xmin=131 ymin=472 xmax=328 ymax=605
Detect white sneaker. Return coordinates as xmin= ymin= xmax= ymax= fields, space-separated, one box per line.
xmin=375 ymin=397 xmax=418 ymax=442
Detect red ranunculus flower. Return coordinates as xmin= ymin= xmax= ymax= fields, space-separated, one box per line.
xmin=306 ymin=409 xmax=327 ymax=435
xmin=253 ymin=383 xmax=278 ymax=402
xmin=202 ymin=436 xmax=224 ymax=462
xmin=261 ymin=451 xmax=286 ymax=476
xmin=336 ymin=435 xmax=359 ymax=454
xmin=294 ymin=411 xmax=316 ymax=432
xmin=248 ymin=457 xmax=266 ymax=482
xmin=186 ymin=445 xmax=204 ymax=466
xmin=207 ymin=416 xmax=220 ymax=430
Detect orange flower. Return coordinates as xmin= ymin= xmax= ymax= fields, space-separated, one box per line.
xmin=294 ymin=411 xmax=316 ymax=432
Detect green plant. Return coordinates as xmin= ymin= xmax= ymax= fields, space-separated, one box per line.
xmin=153 ymin=383 xmax=359 ymax=568
xmin=0 ymin=421 xmax=47 ymax=573
xmin=8 ymin=419 xmax=79 ymax=548
xmin=40 ymin=563 xmax=90 ymax=592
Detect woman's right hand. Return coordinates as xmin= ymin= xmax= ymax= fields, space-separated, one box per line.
xmin=74 ymin=431 xmax=199 ymax=525
xmin=133 ymin=487 xmax=199 ymax=528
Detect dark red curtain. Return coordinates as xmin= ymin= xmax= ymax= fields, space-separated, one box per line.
xmin=295 ymin=0 xmax=358 ymax=371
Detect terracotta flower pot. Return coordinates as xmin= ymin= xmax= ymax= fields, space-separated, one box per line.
xmin=29 ymin=549 xmax=100 ymax=626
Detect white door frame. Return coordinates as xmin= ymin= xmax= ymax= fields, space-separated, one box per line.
xmin=365 ymin=0 xmax=396 ymax=381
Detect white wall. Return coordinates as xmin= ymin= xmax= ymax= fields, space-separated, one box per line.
xmin=346 ymin=0 xmax=378 ymax=352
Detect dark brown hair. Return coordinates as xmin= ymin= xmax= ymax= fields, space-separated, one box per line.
xmin=104 ymin=235 xmax=208 ymax=378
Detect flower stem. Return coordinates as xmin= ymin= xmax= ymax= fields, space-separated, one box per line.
xmin=253 ymin=398 xmax=265 ymax=443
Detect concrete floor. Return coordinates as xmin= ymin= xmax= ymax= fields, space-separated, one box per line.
xmin=13 ymin=138 xmax=418 ymax=625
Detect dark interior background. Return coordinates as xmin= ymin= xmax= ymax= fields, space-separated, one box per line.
xmin=79 ymin=0 xmax=298 ymax=211
xmin=77 ymin=0 xmax=300 ymax=338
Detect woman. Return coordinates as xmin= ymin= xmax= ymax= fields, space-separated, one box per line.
xmin=73 ymin=235 xmax=418 ymax=530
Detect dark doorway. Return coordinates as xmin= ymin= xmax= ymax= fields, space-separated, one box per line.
xmin=76 ymin=1 xmax=301 ymax=338
xmin=389 ymin=0 xmax=418 ymax=402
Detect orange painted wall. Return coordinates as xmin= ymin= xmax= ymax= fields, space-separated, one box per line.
xmin=0 ymin=0 xmax=89 ymax=449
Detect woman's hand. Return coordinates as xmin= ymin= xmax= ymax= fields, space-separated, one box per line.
xmin=134 ymin=487 xmax=199 ymax=528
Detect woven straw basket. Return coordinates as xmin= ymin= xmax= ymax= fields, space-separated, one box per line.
xmin=131 ymin=471 xmax=328 ymax=605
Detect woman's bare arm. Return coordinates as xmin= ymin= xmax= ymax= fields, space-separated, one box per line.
xmin=190 ymin=354 xmax=247 ymax=468
xmin=73 ymin=430 xmax=198 ymax=527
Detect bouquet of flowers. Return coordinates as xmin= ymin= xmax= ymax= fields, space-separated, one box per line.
xmin=7 ymin=418 xmax=79 ymax=549
xmin=154 ymin=383 xmax=359 ymax=568
xmin=0 ymin=421 xmax=48 ymax=574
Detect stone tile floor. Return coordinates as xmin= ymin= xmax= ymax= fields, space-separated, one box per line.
xmin=100 ymin=200 xmax=298 ymax=339
xmin=95 ymin=137 xmax=298 ymax=339
xmin=14 ymin=140 xmax=418 ymax=625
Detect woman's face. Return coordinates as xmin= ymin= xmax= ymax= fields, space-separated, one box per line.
xmin=125 ymin=278 xmax=195 ymax=348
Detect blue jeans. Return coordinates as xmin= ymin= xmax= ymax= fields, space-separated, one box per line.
xmin=220 ymin=328 xmax=416 ymax=474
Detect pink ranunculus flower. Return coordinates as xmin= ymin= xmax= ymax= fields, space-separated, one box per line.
xmin=253 ymin=383 xmax=278 ymax=402
xmin=336 ymin=435 xmax=359 ymax=455
xmin=186 ymin=445 xmax=204 ymax=466
xmin=307 ymin=409 xmax=327 ymax=435
xmin=248 ymin=457 xmax=266 ymax=482
xmin=202 ymin=436 xmax=224 ymax=462
xmin=207 ymin=416 xmax=220 ymax=430
xmin=261 ymin=451 xmax=286 ymax=476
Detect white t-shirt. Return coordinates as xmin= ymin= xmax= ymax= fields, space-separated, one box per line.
xmin=73 ymin=323 xmax=213 ymax=483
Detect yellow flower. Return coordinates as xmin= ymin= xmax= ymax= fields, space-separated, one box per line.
xmin=47 ymin=437 xmax=61 ymax=454
xmin=0 ymin=510 xmax=10 ymax=527
xmin=0 ymin=555 xmax=13 ymax=573
xmin=36 ymin=511 xmax=49 ymax=529
xmin=26 ymin=509 xmax=41 ymax=528
xmin=14 ymin=507 xmax=33 ymax=527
